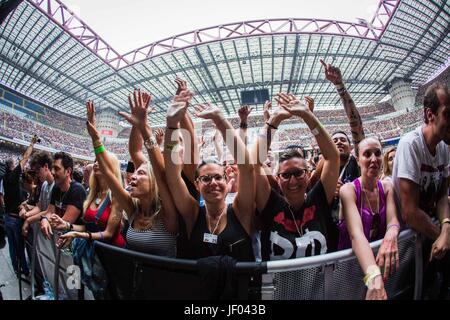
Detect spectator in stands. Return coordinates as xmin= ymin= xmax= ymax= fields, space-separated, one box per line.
xmin=253 ymin=93 xmax=340 ymax=260
xmin=96 ymin=90 xmax=178 ymax=256
xmin=381 ymin=147 xmax=396 ymax=182
xmin=339 ymin=137 xmax=400 ymax=299
xmin=39 ymin=152 xmax=86 ymax=240
xmin=393 ymin=82 xmax=450 ymax=299
xmin=164 ymin=90 xmax=255 ymax=261
xmin=3 ymin=135 xmax=37 ymax=276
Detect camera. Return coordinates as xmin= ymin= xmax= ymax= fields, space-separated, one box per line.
xmin=33 ymin=134 xmax=41 ymax=143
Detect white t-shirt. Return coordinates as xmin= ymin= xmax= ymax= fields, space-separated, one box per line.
xmin=392 ymin=125 xmax=449 ymax=218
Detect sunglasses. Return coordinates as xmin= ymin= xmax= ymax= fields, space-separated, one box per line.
xmin=277 ymin=169 xmax=308 ymax=181
xmin=197 ymin=174 xmax=227 ymax=185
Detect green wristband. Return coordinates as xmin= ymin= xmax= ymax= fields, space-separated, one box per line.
xmin=94 ymin=145 xmax=106 ymax=155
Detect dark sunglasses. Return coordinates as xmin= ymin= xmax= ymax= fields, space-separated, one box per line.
xmin=277 ymin=169 xmax=307 ymax=181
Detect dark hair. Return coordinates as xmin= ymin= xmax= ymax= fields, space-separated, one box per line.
xmin=22 ymin=170 xmax=36 ymax=184
xmin=30 ymin=151 xmax=53 ymax=170
xmin=126 ymin=161 xmax=135 ymax=173
xmin=195 ymin=157 xmax=223 ymax=180
xmin=278 ymin=149 xmax=304 ymax=164
xmin=285 ymin=144 xmax=304 ymax=157
xmin=423 ymin=82 xmax=448 ymax=124
xmin=53 ymin=152 xmax=73 ymax=175
xmin=72 ymin=167 xmax=83 ymax=184
xmin=331 ymin=130 xmax=350 ymax=143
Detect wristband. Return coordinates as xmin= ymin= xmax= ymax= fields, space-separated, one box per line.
xmin=334 ymin=83 xmax=345 ymax=90
xmin=239 ymin=122 xmax=248 ymax=129
xmin=167 ymin=126 xmax=179 ymax=130
xmin=387 ymin=223 xmax=400 ymax=231
xmin=311 ymin=127 xmax=320 ymax=136
xmin=363 ymin=266 xmax=381 ymax=287
xmin=94 ymin=145 xmax=106 ymax=155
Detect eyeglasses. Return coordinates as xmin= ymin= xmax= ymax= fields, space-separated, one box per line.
xmin=197 ymin=174 xmax=226 ymax=185
xmin=277 ymin=169 xmax=308 ymax=181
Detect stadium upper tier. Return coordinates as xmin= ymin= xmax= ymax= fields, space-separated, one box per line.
xmin=0 ymin=105 xmax=422 ymax=161
xmin=0 ymin=0 xmax=448 ymax=126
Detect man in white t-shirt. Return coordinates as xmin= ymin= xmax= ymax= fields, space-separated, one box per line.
xmin=392 ymin=82 xmax=450 ymax=299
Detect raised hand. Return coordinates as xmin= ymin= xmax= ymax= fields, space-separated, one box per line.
xmin=155 ymin=128 xmax=164 ymax=145
xmin=175 ymin=77 xmax=188 ymax=95
xmin=263 ymin=101 xmax=272 ymax=122
xmin=278 ymin=93 xmax=311 ymax=118
xmin=194 ymin=103 xmax=223 ymax=121
xmin=238 ymin=105 xmax=253 ymax=122
xmin=118 ymin=89 xmax=151 ymax=130
xmin=272 ymin=93 xmax=294 ymax=121
xmin=304 ymin=96 xmax=315 ymax=112
xmin=86 ymin=100 xmax=100 ymax=142
xmin=320 ymin=59 xmax=343 ymax=85
xmin=167 ymin=88 xmax=192 ymax=127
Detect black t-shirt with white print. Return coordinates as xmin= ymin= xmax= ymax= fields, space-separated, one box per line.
xmin=50 ymin=181 xmax=86 ymax=225
xmin=259 ymin=181 xmax=338 ymax=261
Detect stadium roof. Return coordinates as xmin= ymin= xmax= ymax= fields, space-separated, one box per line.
xmin=0 ymin=0 xmax=448 ymax=126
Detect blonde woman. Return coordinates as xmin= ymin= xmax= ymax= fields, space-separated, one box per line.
xmin=51 ymin=157 xmax=125 ymax=248
xmin=87 ymin=91 xmax=178 ymax=256
xmin=381 ymin=147 xmax=396 ymax=182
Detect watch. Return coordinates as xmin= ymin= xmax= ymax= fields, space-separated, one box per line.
xmin=144 ymin=135 xmax=157 ymax=150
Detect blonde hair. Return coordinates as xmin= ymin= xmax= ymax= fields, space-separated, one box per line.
xmin=132 ymin=160 xmax=162 ymax=229
xmin=382 ymin=146 xmax=396 ymax=179
xmin=83 ymin=152 xmax=122 ymax=213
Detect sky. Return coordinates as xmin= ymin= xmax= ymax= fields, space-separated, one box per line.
xmin=61 ymin=0 xmax=380 ymax=54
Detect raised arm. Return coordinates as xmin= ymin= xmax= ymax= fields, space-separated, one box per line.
xmin=237 ymin=105 xmax=253 ymax=145
xmin=19 ymin=135 xmax=38 ymax=169
xmin=320 ymin=59 xmax=365 ymax=154
xmin=86 ymin=101 xmax=134 ymax=217
xmin=163 ymin=90 xmax=199 ymax=232
xmin=176 ymin=78 xmax=199 ymax=183
xmin=252 ymin=96 xmax=292 ymax=212
xmin=340 ymin=184 xmax=387 ymax=300
xmin=194 ymin=103 xmax=254 ymax=234
xmin=279 ymin=93 xmax=339 ymax=204
xmin=119 ymin=89 xmax=178 ymax=233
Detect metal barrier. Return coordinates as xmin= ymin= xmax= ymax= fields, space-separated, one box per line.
xmin=263 ymin=229 xmax=419 ymax=300
xmin=26 ymin=228 xmax=419 ymax=300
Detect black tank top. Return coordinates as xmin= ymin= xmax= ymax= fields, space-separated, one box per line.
xmin=177 ymin=204 xmax=255 ymax=262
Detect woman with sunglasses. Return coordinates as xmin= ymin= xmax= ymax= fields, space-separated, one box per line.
xmin=253 ymin=93 xmax=340 ymax=261
xmin=163 ymin=90 xmax=255 ymax=261
xmin=339 ymin=137 xmax=399 ymax=300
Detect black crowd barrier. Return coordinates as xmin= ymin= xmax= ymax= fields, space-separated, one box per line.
xmin=94 ymin=242 xmax=264 ymax=300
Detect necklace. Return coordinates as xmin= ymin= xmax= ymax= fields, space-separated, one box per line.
xmin=95 ymin=190 xmax=108 ymax=206
xmin=287 ymin=204 xmax=303 ymax=237
xmin=207 ymin=206 xmax=227 ymax=235
xmin=361 ymin=180 xmax=379 ymax=215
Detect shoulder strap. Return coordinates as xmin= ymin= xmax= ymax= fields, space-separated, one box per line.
xmin=95 ymin=192 xmax=111 ymax=222
xmin=377 ymin=180 xmax=386 ymax=208
xmin=353 ymin=178 xmax=362 ymax=216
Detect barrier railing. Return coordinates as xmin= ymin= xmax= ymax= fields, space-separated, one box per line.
xmin=23 ymin=228 xmax=419 ymax=300
xmin=263 ymin=229 xmax=418 ymax=300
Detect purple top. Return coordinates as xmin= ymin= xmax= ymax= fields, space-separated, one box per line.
xmin=337 ymin=179 xmax=387 ymax=250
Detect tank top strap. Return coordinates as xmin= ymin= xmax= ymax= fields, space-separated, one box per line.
xmin=353 ymin=178 xmax=362 ymax=214
xmin=377 ymin=180 xmax=386 ymax=209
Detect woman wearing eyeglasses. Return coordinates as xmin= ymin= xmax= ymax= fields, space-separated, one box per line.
xmin=253 ymin=93 xmax=340 ymax=261
xmin=163 ymin=90 xmax=255 ymax=261
xmin=339 ymin=137 xmax=399 ymax=300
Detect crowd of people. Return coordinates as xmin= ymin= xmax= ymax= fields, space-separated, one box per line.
xmin=0 ymin=60 xmax=448 ymax=301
